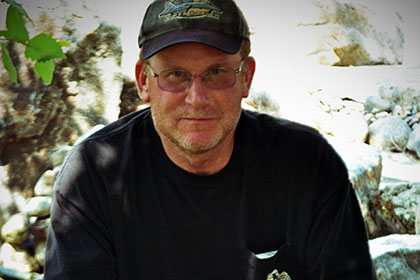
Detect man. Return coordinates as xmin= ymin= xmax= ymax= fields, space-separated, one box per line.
xmin=45 ymin=0 xmax=376 ymax=279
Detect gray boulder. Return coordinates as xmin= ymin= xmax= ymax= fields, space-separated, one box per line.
xmin=368 ymin=116 xmax=412 ymax=151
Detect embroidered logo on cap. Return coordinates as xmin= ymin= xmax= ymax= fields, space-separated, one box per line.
xmin=267 ymin=269 xmax=291 ymax=280
xmin=159 ymin=0 xmax=223 ymax=21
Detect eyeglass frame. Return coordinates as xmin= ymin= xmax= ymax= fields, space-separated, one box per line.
xmin=145 ymin=59 xmax=246 ymax=92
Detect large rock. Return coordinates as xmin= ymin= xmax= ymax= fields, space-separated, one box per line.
xmin=369 ymin=180 xmax=420 ymax=237
xmin=368 ymin=116 xmax=412 ymax=151
xmin=327 ymin=137 xmax=382 ymax=237
xmin=369 ymin=234 xmax=420 ymax=280
xmin=297 ymin=89 xmax=368 ymax=143
xmin=293 ymin=0 xmax=404 ymax=66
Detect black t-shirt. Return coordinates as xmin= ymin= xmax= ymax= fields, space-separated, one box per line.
xmin=44 ymin=108 xmax=376 ymax=280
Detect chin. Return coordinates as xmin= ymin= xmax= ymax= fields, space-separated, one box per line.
xmin=176 ymin=136 xmax=222 ymax=155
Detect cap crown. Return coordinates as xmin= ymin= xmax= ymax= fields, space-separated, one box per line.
xmin=138 ymin=0 xmax=250 ymax=57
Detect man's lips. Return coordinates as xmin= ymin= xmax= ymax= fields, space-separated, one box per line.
xmin=180 ymin=117 xmax=218 ymax=126
xmin=182 ymin=117 xmax=216 ymax=122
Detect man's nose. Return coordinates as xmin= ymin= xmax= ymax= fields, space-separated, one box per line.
xmin=185 ymin=75 xmax=210 ymax=108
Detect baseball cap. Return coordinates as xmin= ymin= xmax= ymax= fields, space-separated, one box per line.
xmin=138 ymin=0 xmax=250 ymax=59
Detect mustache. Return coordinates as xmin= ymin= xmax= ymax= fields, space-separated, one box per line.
xmin=175 ymin=109 xmax=221 ymax=119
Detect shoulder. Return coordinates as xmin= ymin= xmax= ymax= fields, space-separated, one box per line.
xmin=240 ymin=109 xmax=327 ymax=147
xmin=61 ymin=108 xmax=153 ymax=173
xmin=240 ymin=110 xmax=346 ymax=174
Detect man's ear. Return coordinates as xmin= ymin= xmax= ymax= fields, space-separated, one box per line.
xmin=135 ymin=60 xmax=150 ymax=102
xmin=241 ymin=57 xmax=256 ymax=98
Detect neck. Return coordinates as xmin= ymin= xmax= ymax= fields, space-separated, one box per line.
xmin=160 ymin=132 xmax=235 ymax=175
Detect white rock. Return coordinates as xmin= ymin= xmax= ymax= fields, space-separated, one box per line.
xmin=368 ymin=116 xmax=412 ymax=151
xmin=49 ymin=146 xmax=72 ymax=168
xmin=364 ymin=95 xmax=392 ymax=114
xmin=1 ymin=213 xmax=29 ymax=244
xmin=35 ymin=241 xmax=46 ymax=267
xmin=34 ymin=168 xmax=58 ymax=197
xmin=22 ymin=197 xmax=52 ymax=218
xmin=0 ymin=242 xmax=39 ymax=273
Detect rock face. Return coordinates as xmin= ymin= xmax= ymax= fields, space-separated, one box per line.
xmin=294 ymin=0 xmax=404 ymax=66
xmin=370 ymin=234 xmax=420 ymax=280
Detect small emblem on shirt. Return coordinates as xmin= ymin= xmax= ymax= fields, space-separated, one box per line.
xmin=267 ymin=269 xmax=291 ymax=280
xmin=159 ymin=0 xmax=223 ymax=21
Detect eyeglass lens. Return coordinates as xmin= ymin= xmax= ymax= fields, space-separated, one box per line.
xmin=158 ymin=67 xmax=238 ymax=91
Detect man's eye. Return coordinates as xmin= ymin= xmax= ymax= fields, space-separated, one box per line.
xmin=164 ymin=70 xmax=189 ymax=81
xmin=171 ymin=70 xmax=186 ymax=77
xmin=208 ymin=68 xmax=226 ymax=75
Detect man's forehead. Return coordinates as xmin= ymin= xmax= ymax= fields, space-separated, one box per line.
xmin=148 ymin=42 xmax=241 ymax=66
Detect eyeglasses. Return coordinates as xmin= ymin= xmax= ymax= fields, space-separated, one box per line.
xmin=148 ymin=60 xmax=245 ymax=92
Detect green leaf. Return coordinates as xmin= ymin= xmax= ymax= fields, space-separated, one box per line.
xmin=25 ymin=33 xmax=66 ymax=61
xmin=2 ymin=0 xmax=31 ymax=20
xmin=1 ymin=42 xmax=18 ymax=84
xmin=59 ymin=40 xmax=71 ymax=47
xmin=4 ymin=5 xmax=29 ymax=43
xmin=34 ymin=59 xmax=54 ymax=85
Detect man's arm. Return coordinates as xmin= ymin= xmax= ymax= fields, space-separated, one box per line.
xmin=305 ymin=142 xmax=376 ymax=279
xmin=44 ymin=145 xmax=116 ymax=280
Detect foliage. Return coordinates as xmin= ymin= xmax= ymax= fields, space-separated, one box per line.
xmin=0 ymin=0 xmax=68 ymax=85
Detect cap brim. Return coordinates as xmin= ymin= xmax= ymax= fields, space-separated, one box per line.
xmin=141 ymin=29 xmax=242 ymax=59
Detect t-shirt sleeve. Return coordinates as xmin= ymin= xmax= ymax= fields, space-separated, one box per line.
xmin=44 ymin=144 xmax=117 ymax=280
xmin=305 ymin=141 xmax=376 ymax=279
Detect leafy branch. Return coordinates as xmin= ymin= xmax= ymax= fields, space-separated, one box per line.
xmin=0 ymin=0 xmax=69 ymax=85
